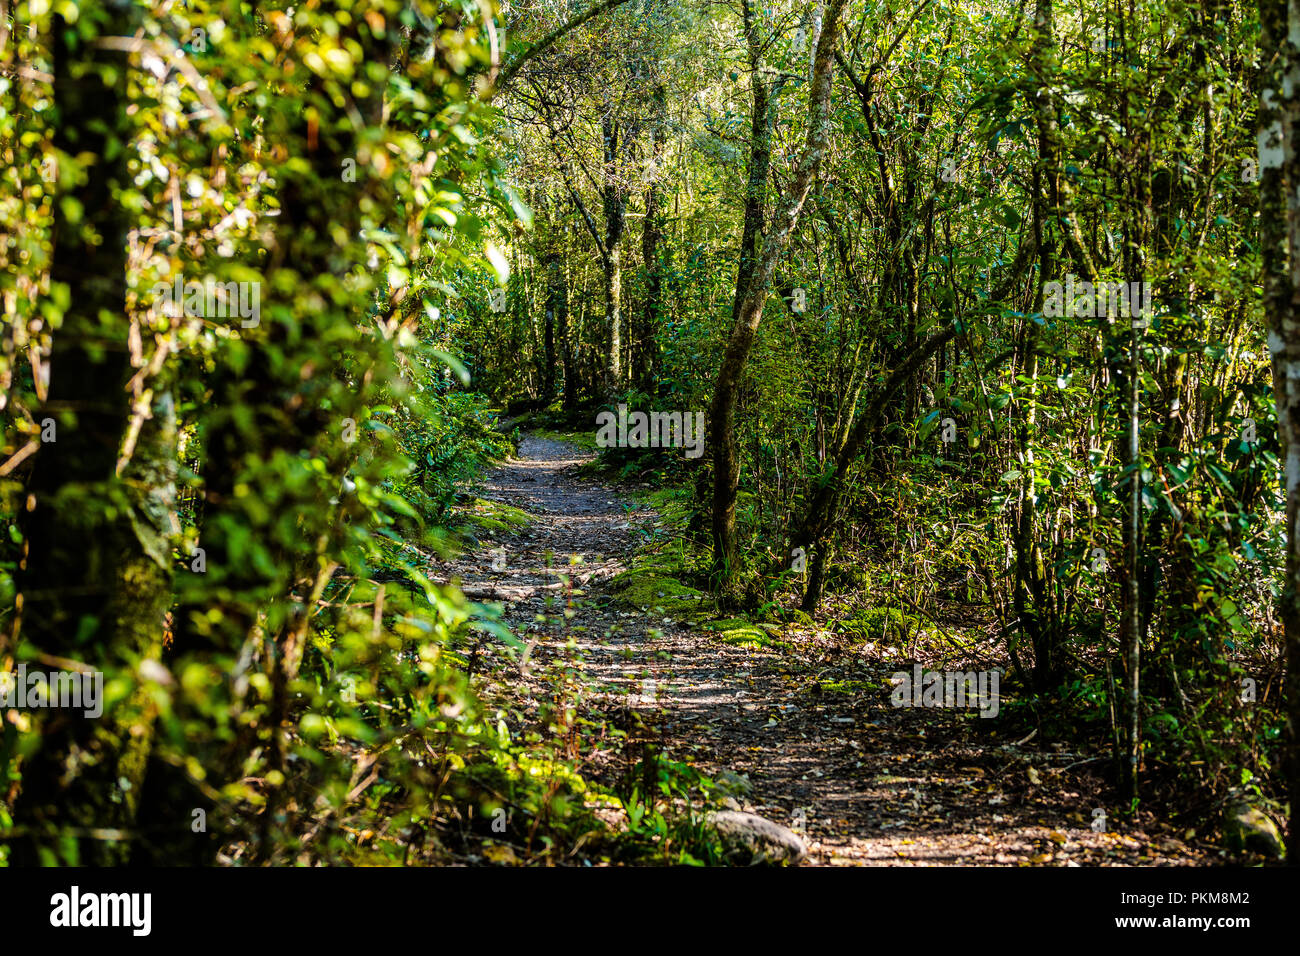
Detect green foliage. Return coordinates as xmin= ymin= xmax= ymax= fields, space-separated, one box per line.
xmin=835 ymin=608 xmax=918 ymax=646
xmin=0 ymin=0 xmax=624 ymax=866
xmin=0 ymin=0 xmax=1291 ymax=865
xmin=390 ymin=391 xmax=517 ymax=527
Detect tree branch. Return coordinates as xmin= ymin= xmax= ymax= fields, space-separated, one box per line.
xmin=491 ymin=0 xmax=636 ymax=98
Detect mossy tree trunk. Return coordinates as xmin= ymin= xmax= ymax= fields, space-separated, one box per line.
xmin=9 ymin=0 xmax=170 ymax=866
xmin=709 ymin=0 xmax=847 ymax=591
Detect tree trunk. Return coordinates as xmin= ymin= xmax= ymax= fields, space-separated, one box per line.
xmin=542 ymin=252 xmax=558 ymax=402
xmin=559 ymin=251 xmax=577 ymax=411
xmin=1260 ymin=0 xmax=1300 ymax=865
xmin=1016 ymin=0 xmax=1059 ymax=691
xmin=1120 ymin=314 xmax=1143 ymax=801
xmin=602 ymin=114 xmax=629 ymax=396
xmin=731 ymin=0 xmax=773 ymax=325
xmin=604 ymin=244 xmax=622 ymax=395
xmin=793 ymin=324 xmax=957 ymax=611
xmin=9 ymin=0 xmax=165 ymax=866
xmin=709 ymin=0 xmax=848 ymax=588
xmin=1113 ymin=1 xmax=1152 ymax=805
xmin=639 ymin=84 xmax=666 ymax=390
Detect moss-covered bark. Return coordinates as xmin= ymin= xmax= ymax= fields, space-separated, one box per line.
xmin=8 ymin=0 xmax=168 ymax=866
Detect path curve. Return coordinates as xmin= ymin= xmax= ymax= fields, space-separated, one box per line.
xmin=439 ymin=434 xmax=1212 ymax=866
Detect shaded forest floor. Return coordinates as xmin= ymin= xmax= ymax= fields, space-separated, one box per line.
xmin=435 ymin=433 xmax=1219 ymax=865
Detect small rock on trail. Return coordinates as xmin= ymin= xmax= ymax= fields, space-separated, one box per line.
xmin=710 ymin=810 xmax=809 ymax=866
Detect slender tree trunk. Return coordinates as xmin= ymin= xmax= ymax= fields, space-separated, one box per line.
xmin=1016 ymin=0 xmax=1058 ymax=691
xmin=1121 ymin=312 xmax=1142 ymax=801
xmin=708 ymin=0 xmax=847 ymax=589
xmin=732 ymin=0 xmax=772 ymax=325
xmin=639 ymin=84 xmax=666 ymax=390
xmin=604 ymin=244 xmax=622 ymax=394
xmin=542 ymin=248 xmax=558 ymax=402
xmin=9 ymin=0 xmax=165 ymax=866
xmin=1115 ymin=3 xmax=1152 ymax=806
xmin=559 ymin=251 xmax=577 ymax=411
xmin=792 ymin=324 xmax=957 ymax=611
xmin=602 ymin=114 xmax=629 ymax=396
xmin=1260 ymin=0 xmax=1300 ymax=865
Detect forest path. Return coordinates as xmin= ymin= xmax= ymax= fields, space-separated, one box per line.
xmin=442 ymin=433 xmax=1210 ymax=866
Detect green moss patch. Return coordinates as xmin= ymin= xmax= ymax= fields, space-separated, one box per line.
xmin=701 ymin=618 xmax=791 ymax=652
xmin=834 ymin=607 xmax=918 ymax=645
xmin=824 ymin=563 xmax=873 ymax=594
xmin=817 ymin=679 xmax=881 ymax=695
xmin=771 ymin=608 xmax=813 ymax=628
xmin=630 ymin=487 xmax=697 ymax=531
xmin=607 ymin=567 xmax=714 ymax=620
xmin=534 ymin=428 xmax=600 ymax=451
xmin=454 ymin=497 xmax=536 ymax=537
xmin=622 ymin=544 xmax=699 ymax=581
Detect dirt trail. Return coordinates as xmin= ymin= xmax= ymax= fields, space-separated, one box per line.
xmin=439 ymin=434 xmax=1212 ymax=866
